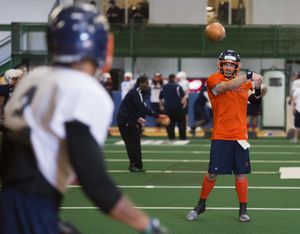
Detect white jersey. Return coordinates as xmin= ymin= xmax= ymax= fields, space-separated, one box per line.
xmin=178 ymin=79 xmax=190 ymax=98
xmin=293 ymin=87 xmax=300 ymax=112
xmin=150 ymin=80 xmax=167 ymax=103
xmin=121 ymin=80 xmax=135 ymax=99
xmin=4 ymin=66 xmax=114 ymax=193
xmin=291 ymin=79 xmax=300 ymax=95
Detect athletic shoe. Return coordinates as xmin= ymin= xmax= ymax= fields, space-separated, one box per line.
xmin=128 ymin=166 xmax=146 ymax=172
xmin=290 ymin=138 xmax=298 ymax=144
xmin=186 ymin=205 xmax=206 ymax=221
xmin=189 ymin=128 xmax=196 ymax=137
xmin=239 ymin=213 xmax=250 ymax=222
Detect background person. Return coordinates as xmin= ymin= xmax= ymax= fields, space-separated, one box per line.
xmin=176 ymin=71 xmax=189 ymax=123
xmin=117 ymin=75 xmax=167 ymax=172
xmin=291 ymin=86 xmax=300 ymax=143
xmin=0 ymin=69 xmax=23 ymax=122
xmin=100 ymin=72 xmax=113 ymax=98
xmin=186 ymin=50 xmax=264 ymax=223
xmin=0 ymin=4 xmax=167 ymax=234
xmin=247 ymin=83 xmax=267 ymax=137
xmin=121 ymin=71 xmax=135 ymax=100
xmin=106 ymin=0 xmax=122 ymax=23
xmin=150 ymin=71 xmax=166 ymax=129
xmin=189 ymin=85 xmax=212 ymax=137
xmin=159 ymin=74 xmax=186 ymax=140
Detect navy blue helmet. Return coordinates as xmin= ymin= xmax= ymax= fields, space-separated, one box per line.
xmin=47 ymin=3 xmax=110 ymax=68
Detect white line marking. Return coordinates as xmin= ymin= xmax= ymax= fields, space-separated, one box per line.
xmin=279 ymin=167 xmax=300 ymax=179
xmin=115 ymin=140 xmax=190 ymax=145
xmin=104 ymin=150 xmax=300 ymax=155
xmin=108 ymin=144 xmax=300 ymax=148
xmin=106 ymin=159 xmax=300 ymax=163
xmin=60 ymin=206 xmax=300 ymax=211
xmin=106 ymin=170 xmax=278 ymax=174
xmin=68 ymin=185 xmax=300 ymax=190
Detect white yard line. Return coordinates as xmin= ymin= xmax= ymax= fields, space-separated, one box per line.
xmin=106 ymin=170 xmax=278 ymax=174
xmin=104 ymin=150 xmax=300 ymax=155
xmin=60 ymin=206 xmax=300 ymax=211
xmin=108 ymin=143 xmax=300 ymax=148
xmin=68 ymin=185 xmax=300 ymax=189
xmin=106 ymin=159 xmax=300 ymax=163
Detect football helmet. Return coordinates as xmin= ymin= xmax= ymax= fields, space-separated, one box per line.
xmin=218 ymin=50 xmax=241 ymax=79
xmin=47 ymin=3 xmax=112 ymax=69
xmin=4 ymin=69 xmax=23 ymax=85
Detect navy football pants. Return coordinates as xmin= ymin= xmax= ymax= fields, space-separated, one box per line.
xmin=0 ymin=186 xmax=59 ymax=234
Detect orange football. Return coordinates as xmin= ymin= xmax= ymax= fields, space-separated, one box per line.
xmin=205 ymin=22 xmax=226 ymax=42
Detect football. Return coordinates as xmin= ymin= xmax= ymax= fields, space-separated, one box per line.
xmin=159 ymin=116 xmax=171 ymax=126
xmin=205 ymin=22 xmax=226 ymax=42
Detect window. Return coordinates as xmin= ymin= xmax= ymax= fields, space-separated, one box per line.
xmin=207 ymin=0 xmax=247 ymax=25
xmin=102 ymin=0 xmax=149 ymax=24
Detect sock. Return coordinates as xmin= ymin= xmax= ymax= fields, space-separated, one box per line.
xmin=235 ymin=177 xmax=248 ymax=203
xmin=197 ymin=198 xmax=207 ymax=207
xmin=200 ymin=175 xmax=216 ymax=200
xmin=239 ymin=202 xmax=247 ymax=215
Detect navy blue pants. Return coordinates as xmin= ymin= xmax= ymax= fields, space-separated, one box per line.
xmin=208 ymin=140 xmax=251 ymax=175
xmin=0 ymin=186 xmax=59 ymax=234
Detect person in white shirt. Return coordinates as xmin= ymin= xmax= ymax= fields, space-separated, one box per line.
xmin=176 ymin=71 xmax=189 ymax=125
xmin=121 ymin=72 xmax=135 ymax=99
xmin=291 ymin=86 xmax=300 ymax=143
xmin=150 ymin=72 xmax=166 ymax=127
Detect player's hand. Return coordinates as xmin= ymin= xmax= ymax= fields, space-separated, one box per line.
xmin=141 ymin=218 xmax=169 ymax=234
xmin=158 ymin=114 xmax=167 ymax=119
xmin=252 ymin=73 xmax=264 ymax=89
xmin=137 ymin=117 xmax=147 ymax=126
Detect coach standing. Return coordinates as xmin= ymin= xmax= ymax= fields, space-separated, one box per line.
xmin=159 ymin=74 xmax=187 ymax=140
xmin=117 ymin=75 xmax=165 ymax=172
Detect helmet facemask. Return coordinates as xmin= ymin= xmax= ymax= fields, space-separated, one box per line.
xmin=218 ymin=60 xmax=241 ymax=79
xmin=218 ymin=50 xmax=241 ymax=79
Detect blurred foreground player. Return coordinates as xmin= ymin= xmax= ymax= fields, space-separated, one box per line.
xmin=0 ymin=4 xmax=167 ymax=234
xmin=186 ymin=50 xmax=264 ymax=222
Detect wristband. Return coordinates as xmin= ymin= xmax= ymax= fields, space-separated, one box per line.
xmin=246 ymin=71 xmax=253 ymax=80
xmin=254 ymin=87 xmax=262 ymax=97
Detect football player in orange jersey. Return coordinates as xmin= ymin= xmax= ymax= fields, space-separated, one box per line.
xmin=186 ymin=50 xmax=264 ymax=222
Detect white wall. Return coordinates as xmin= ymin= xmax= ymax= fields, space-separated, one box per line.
xmin=116 ymin=57 xmax=285 ymax=78
xmin=149 ymin=0 xmax=300 ymax=25
xmin=252 ymin=0 xmax=300 ymax=24
xmin=149 ymin=0 xmax=207 ymax=24
xmin=0 ymin=0 xmax=56 ymax=23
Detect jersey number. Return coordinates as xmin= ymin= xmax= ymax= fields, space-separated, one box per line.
xmin=13 ymin=86 xmax=37 ymax=117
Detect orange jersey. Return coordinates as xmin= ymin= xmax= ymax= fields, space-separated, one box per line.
xmin=207 ymin=72 xmax=252 ymax=140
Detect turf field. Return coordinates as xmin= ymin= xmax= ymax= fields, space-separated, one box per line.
xmin=61 ymin=137 xmax=300 ymax=234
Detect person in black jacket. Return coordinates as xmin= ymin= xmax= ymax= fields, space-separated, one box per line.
xmin=117 ymin=75 xmax=166 ymax=172
xmin=190 ymin=85 xmax=212 ymax=137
